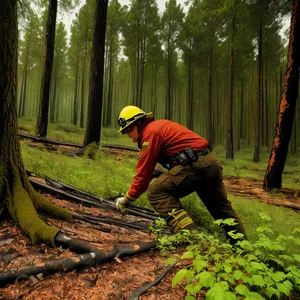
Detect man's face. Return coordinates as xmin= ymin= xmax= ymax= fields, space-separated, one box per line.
xmin=125 ymin=124 xmax=138 ymax=143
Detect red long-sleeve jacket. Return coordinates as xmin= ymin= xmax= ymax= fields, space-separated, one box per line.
xmin=127 ymin=119 xmax=209 ymax=200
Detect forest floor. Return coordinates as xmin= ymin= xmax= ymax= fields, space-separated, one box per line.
xmin=1 ymin=140 xmax=300 ymax=299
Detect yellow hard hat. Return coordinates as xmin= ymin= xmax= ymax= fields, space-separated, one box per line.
xmin=117 ymin=105 xmax=152 ymax=133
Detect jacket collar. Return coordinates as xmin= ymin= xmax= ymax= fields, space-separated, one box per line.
xmin=138 ymin=117 xmax=154 ymax=149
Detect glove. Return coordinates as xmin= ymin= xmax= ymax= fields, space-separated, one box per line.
xmin=115 ymin=192 xmax=135 ymax=213
xmin=115 ymin=196 xmax=128 ymax=213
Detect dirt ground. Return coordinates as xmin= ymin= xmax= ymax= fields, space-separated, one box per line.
xmin=0 ymin=188 xmax=188 ymax=300
xmin=1 ymin=139 xmax=299 ymax=299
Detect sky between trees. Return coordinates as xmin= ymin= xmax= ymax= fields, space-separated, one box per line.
xmin=62 ymin=0 xmax=190 ymax=37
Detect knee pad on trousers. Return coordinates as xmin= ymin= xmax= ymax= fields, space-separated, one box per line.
xmin=167 ymin=209 xmax=196 ymax=233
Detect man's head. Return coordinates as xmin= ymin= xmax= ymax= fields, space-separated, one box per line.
xmin=117 ymin=105 xmax=152 ymax=142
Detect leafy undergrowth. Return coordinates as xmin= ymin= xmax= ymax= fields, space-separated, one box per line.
xmin=153 ymin=216 xmax=300 ymax=299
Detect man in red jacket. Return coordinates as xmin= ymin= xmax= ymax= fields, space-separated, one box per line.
xmin=115 ymin=105 xmax=246 ymax=240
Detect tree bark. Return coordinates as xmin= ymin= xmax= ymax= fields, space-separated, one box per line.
xmin=36 ymin=0 xmax=57 ymax=137
xmin=0 ymin=0 xmax=72 ymax=247
xmin=263 ymin=0 xmax=300 ymax=190
xmin=83 ymin=0 xmax=109 ymax=147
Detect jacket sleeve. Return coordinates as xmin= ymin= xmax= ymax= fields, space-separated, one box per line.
xmin=127 ymin=132 xmax=164 ymax=199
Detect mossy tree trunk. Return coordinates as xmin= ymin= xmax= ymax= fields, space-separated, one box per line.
xmin=0 ymin=0 xmax=72 ymax=247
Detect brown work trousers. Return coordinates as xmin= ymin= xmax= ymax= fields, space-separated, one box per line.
xmin=147 ymin=154 xmax=247 ymax=238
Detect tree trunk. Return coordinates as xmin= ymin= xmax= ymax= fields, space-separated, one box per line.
xmin=80 ymin=36 xmax=88 ymax=129
xmin=186 ymin=39 xmax=194 ymax=130
xmin=20 ymin=42 xmax=30 ymax=118
xmin=50 ymin=72 xmax=58 ymax=123
xmin=73 ymin=57 xmax=79 ymax=126
xmin=138 ymin=36 xmax=146 ymax=108
xmin=207 ymin=47 xmax=214 ymax=151
xmin=226 ymin=45 xmax=234 ymax=159
xmin=18 ymin=69 xmax=25 ymax=117
xmin=83 ymin=0 xmax=109 ymax=147
xmin=165 ymin=36 xmax=172 ymax=120
xmin=239 ymin=77 xmax=244 ymax=141
xmin=0 ymin=0 xmax=72 ymax=247
xmin=265 ymin=62 xmax=269 ymax=147
xmin=263 ymin=0 xmax=300 ymax=190
xmin=253 ymin=21 xmax=263 ymax=162
xmin=105 ymin=37 xmax=114 ymax=127
xmin=135 ymin=37 xmax=140 ymax=106
xmin=36 ymin=0 xmax=57 ymax=137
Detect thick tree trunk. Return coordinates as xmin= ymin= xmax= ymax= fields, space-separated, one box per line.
xmin=36 ymin=0 xmax=57 ymax=137
xmin=83 ymin=0 xmax=109 ymax=147
xmin=263 ymin=0 xmax=300 ymax=190
xmin=0 ymin=0 xmax=72 ymax=247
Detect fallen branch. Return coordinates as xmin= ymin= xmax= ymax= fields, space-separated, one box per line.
xmin=73 ymin=212 xmax=148 ymax=231
xmin=29 ymin=177 xmax=158 ymax=221
xmin=0 ymin=239 xmax=14 ymax=248
xmin=46 ymin=176 xmax=158 ymax=218
xmin=0 ymin=240 xmax=156 ymax=287
xmin=18 ymin=133 xmax=82 ymax=148
xmin=129 ymin=261 xmax=177 ymax=300
xmin=102 ymin=144 xmax=140 ymax=152
xmin=54 ymin=232 xmax=96 ymax=254
xmin=0 ymin=251 xmax=20 ymax=263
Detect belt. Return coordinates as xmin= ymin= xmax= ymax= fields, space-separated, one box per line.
xmin=169 ymin=148 xmax=210 ymax=169
xmin=196 ymin=148 xmax=210 ymax=156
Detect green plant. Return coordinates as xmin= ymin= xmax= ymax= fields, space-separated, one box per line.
xmin=162 ymin=215 xmax=300 ymax=299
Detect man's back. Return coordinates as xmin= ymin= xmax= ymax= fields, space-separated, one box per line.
xmin=142 ymin=119 xmax=209 ymax=156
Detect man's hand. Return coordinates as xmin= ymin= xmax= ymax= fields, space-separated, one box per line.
xmin=115 ymin=196 xmax=128 ymax=213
